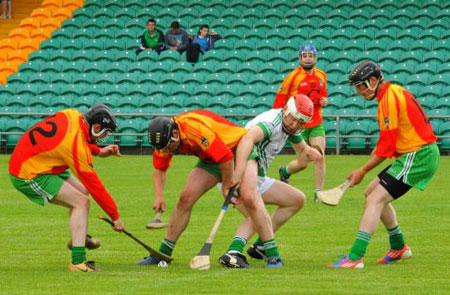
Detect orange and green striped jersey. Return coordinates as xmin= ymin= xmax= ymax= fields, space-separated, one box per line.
xmin=9 ymin=109 xmax=120 ymax=220
xmin=153 ymin=109 xmax=248 ymax=171
xmin=375 ymin=82 xmax=436 ymax=158
xmin=273 ymin=66 xmax=327 ymax=128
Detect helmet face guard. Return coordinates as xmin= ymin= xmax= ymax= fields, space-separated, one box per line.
xmin=299 ymin=45 xmax=318 ymax=70
xmin=349 ymin=60 xmax=384 ymax=100
xmin=84 ymin=104 xmax=117 ymax=143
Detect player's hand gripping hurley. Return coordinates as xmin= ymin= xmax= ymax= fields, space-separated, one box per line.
xmin=190 ymin=186 xmax=236 ymax=270
xmin=146 ymin=208 xmax=168 ymax=229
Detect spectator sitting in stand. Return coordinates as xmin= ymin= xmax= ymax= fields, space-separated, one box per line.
xmin=136 ymin=18 xmax=165 ymax=55
xmin=186 ymin=24 xmax=222 ymax=63
xmin=164 ymin=21 xmax=189 ymax=54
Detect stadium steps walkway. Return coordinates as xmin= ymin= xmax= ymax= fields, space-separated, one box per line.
xmin=0 ymin=0 xmax=42 ymax=39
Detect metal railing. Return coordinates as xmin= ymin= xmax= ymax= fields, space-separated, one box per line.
xmin=1 ymin=112 xmax=449 ymax=154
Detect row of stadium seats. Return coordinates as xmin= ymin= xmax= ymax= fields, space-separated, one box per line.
xmin=61 ymin=13 xmax=450 ymax=30
xmin=7 ymin=71 xmax=450 ymax=89
xmin=11 ymin=60 xmax=450 ymax=79
xmin=20 ymin=46 xmax=449 ymax=65
xmin=3 ymin=80 xmax=450 ymax=99
xmin=80 ymin=0 xmax=450 ymax=11
xmin=2 ymin=115 xmax=449 ymax=149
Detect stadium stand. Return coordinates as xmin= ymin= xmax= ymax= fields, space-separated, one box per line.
xmin=0 ymin=0 xmax=449 ymax=151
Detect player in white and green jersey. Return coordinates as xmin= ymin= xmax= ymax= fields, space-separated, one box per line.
xmin=219 ymin=94 xmax=323 ymax=268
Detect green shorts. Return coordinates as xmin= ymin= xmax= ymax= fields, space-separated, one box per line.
xmin=10 ymin=170 xmax=71 ymax=206
xmin=301 ymin=124 xmax=325 ymax=144
xmin=195 ymin=146 xmax=262 ymax=180
xmin=386 ymin=142 xmax=440 ymax=190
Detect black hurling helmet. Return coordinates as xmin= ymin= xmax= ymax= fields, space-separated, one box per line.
xmin=84 ymin=104 xmax=117 ymax=141
xmin=147 ymin=116 xmax=177 ymax=149
xmin=348 ymin=60 xmax=384 ymax=99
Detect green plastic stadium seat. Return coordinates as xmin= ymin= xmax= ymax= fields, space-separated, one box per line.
xmin=391 ymin=62 xmax=416 ymax=75
xmin=428 ymin=74 xmax=450 ymax=86
xmin=171 ymin=84 xmax=194 ymax=97
xmin=325 ymin=63 xmax=349 ymax=75
xmin=135 ymin=73 xmax=159 ymax=86
xmin=159 ymin=50 xmax=181 ymax=62
xmin=185 ymin=96 xmax=207 ymax=109
xmin=248 ymin=73 xmax=272 ymax=86
xmin=202 ymin=50 xmax=224 ymax=62
xmin=427 ymin=18 xmax=448 ymax=30
xmin=29 ymin=73 xmax=52 ymax=84
xmin=193 ymin=85 xmax=217 ymax=97
xmin=437 ymin=63 xmax=450 ymax=74
xmin=215 ymin=85 xmax=238 ymax=98
xmin=140 ymin=96 xmax=162 ymax=109
xmin=258 ymin=62 xmax=281 ymax=75
xmin=386 ymin=73 xmax=407 ymax=85
xmin=342 ymin=97 xmax=365 ymax=110
xmin=127 ymin=85 xmax=150 ymax=98
xmin=7 ymin=73 xmax=28 ymax=85
xmin=148 ymin=84 xmax=172 ymax=96
xmin=423 ymin=51 xmax=446 ymax=63
xmin=330 ymin=28 xmax=354 ymax=41
xmin=215 ymin=61 xmax=237 ymax=74
xmin=193 ymin=61 xmax=217 ymax=74
xmin=37 ymin=61 xmax=62 ymax=74
xmin=225 ymin=73 xmax=248 ymax=86
xmin=207 ymin=96 xmax=229 ymax=109
xmin=204 ymin=73 xmax=228 ymax=86
xmin=415 ymin=63 xmax=438 ymax=75
xmin=406 ymin=74 xmax=428 ymax=86
xmin=400 ymin=52 xmax=423 ymax=63
xmin=419 ymin=85 xmax=442 ymax=98
xmin=260 ymin=85 xmax=278 ymax=97
xmin=69 ymin=72 xmax=91 ymax=85
xmin=180 ymin=72 xmax=204 ymax=86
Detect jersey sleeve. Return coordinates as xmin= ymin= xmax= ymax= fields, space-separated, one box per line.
xmin=88 ymin=143 xmax=100 ymax=156
xmin=256 ymin=122 xmax=274 ymax=140
xmin=375 ymin=93 xmax=400 ymax=158
xmin=274 ymin=70 xmax=298 ymax=108
xmin=62 ymin=133 xmax=120 ymax=221
xmin=185 ymin=119 xmax=233 ymax=163
xmin=288 ymin=132 xmax=303 ymax=144
xmin=152 ymin=149 xmax=172 ymax=171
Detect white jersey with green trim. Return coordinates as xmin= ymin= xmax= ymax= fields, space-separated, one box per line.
xmin=245 ymin=109 xmax=303 ymax=175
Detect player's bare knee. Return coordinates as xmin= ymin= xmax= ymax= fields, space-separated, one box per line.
xmin=240 ymin=193 xmax=258 ymax=212
xmin=75 ymin=194 xmax=90 ymax=210
xmin=178 ymin=189 xmax=197 ymax=210
xmin=364 ymin=193 xmax=385 ymax=209
xmin=295 ymin=191 xmax=306 ymax=210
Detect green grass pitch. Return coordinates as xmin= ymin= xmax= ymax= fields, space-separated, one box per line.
xmin=1 ymin=154 xmax=449 ymax=295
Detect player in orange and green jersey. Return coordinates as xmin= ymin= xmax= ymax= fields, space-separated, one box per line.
xmin=8 ymin=104 xmax=125 ymax=272
xmin=137 ymin=109 xmax=283 ymax=267
xmin=331 ymin=60 xmax=439 ymax=269
xmin=274 ymin=45 xmax=328 ymax=200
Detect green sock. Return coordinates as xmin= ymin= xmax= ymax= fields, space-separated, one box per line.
xmin=348 ymin=231 xmax=372 ymax=261
xmin=159 ymin=238 xmax=175 ymax=256
xmin=71 ymin=246 xmax=86 ymax=264
xmin=280 ymin=166 xmax=291 ymax=178
xmin=227 ymin=236 xmax=247 ymax=254
xmin=263 ymin=239 xmax=280 ymax=258
xmin=254 ymin=237 xmax=263 ymax=247
xmin=388 ymin=226 xmax=405 ymax=250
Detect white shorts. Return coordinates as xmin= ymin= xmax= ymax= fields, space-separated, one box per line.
xmin=217 ymin=176 xmax=276 ymax=197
